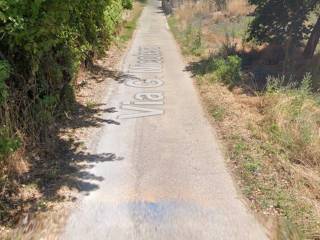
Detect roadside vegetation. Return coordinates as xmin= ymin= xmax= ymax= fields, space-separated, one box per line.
xmin=119 ymin=0 xmax=145 ymax=43
xmin=0 ymin=0 xmax=144 ymax=235
xmin=168 ymin=0 xmax=320 ymax=238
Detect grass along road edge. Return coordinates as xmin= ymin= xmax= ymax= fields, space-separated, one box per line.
xmin=167 ymin=3 xmax=320 ymax=239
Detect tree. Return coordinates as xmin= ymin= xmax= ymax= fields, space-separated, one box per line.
xmin=304 ymin=16 xmax=320 ymax=58
xmin=247 ymin=0 xmax=320 ymax=58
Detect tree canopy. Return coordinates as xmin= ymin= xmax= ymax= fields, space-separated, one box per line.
xmin=248 ymin=0 xmax=320 ymax=57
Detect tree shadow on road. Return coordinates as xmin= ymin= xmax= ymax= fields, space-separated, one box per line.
xmin=0 ymin=63 xmax=125 ymax=229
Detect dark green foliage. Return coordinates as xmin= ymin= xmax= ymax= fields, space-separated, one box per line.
xmin=214 ymin=55 xmax=242 ymax=85
xmin=0 ymin=60 xmax=9 ymax=105
xmin=0 ymin=128 xmax=20 ymax=159
xmin=122 ymin=0 xmax=133 ymax=9
xmin=0 ymin=0 xmax=125 ymax=157
xmin=248 ymin=0 xmax=319 ymax=46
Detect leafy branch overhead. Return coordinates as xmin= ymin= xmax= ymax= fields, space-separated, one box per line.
xmin=248 ymin=0 xmax=320 ymax=58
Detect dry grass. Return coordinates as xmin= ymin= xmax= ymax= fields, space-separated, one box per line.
xmin=169 ymin=1 xmax=320 ymax=238
xmin=263 ymin=84 xmax=320 ymax=168
xmin=197 ymin=77 xmax=320 ymax=239
xmin=226 ymin=0 xmax=251 ymax=16
xmin=172 ymin=0 xmax=252 ymax=52
xmin=176 ymin=0 xmax=251 ymax=17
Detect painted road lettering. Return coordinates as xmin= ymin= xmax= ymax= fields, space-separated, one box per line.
xmin=118 ymin=105 xmax=164 ymax=119
xmin=135 ymin=92 xmax=164 ymax=101
xmin=125 ymin=78 xmax=164 ymax=88
xmin=118 ymin=46 xmax=164 ymax=119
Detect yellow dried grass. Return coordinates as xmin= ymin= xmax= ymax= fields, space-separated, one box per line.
xmin=226 ymin=0 xmax=250 ymax=16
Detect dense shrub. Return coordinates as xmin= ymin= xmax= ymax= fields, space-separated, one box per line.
xmin=197 ymin=54 xmax=242 ymax=85
xmin=122 ymin=0 xmax=133 ymax=9
xmin=214 ymin=55 xmax=242 ymax=85
xmin=0 ymin=0 xmax=128 ymax=157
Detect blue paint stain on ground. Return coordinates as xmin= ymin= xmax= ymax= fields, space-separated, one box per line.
xmin=125 ymin=200 xmax=207 ymax=224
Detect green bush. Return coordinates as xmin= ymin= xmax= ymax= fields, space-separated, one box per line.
xmin=122 ymin=0 xmax=133 ymax=9
xmin=0 ymin=128 xmax=20 ymax=160
xmin=34 ymin=94 xmax=59 ymax=124
xmin=212 ymin=55 xmax=242 ymax=85
xmin=105 ymin=0 xmax=124 ymax=40
xmin=0 ymin=0 xmax=126 ymax=157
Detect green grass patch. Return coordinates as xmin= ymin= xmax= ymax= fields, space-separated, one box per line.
xmin=119 ymin=2 xmax=145 ymax=43
xmin=210 ymin=105 xmax=226 ymax=121
xmin=168 ymin=16 xmax=204 ymax=56
xmin=264 ymin=74 xmax=320 ymax=167
xmin=85 ymin=100 xmax=97 ymax=109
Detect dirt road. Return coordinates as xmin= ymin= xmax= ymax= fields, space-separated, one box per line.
xmin=61 ymin=0 xmax=268 ymax=239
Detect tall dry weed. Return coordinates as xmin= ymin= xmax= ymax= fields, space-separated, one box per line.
xmin=264 ymin=75 xmax=320 ymax=168
xmin=226 ymin=0 xmax=250 ymax=16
